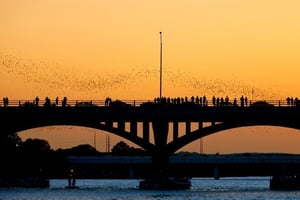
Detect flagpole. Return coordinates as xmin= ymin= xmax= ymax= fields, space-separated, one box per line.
xmin=160 ymin=32 xmax=163 ymax=99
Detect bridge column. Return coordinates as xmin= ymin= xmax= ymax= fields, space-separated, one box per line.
xmin=129 ymin=165 xmax=134 ymax=179
xmin=130 ymin=121 xmax=137 ymax=136
xmin=186 ymin=121 xmax=191 ymax=134
xmin=142 ymin=121 xmax=149 ymax=143
xmin=214 ymin=166 xmax=219 ymax=180
xmin=152 ymin=120 xmax=169 ymax=147
xmin=117 ymin=121 xmax=125 ymax=131
xmin=173 ymin=121 xmax=179 ymax=140
xmin=198 ymin=121 xmax=203 ymax=129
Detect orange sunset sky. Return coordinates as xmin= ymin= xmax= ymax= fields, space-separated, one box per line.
xmin=0 ymin=0 xmax=299 ymax=154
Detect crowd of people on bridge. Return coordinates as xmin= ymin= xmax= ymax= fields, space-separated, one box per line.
xmin=1 ymin=95 xmax=299 ymax=107
xmin=286 ymin=97 xmax=299 ymax=106
xmin=36 ymin=96 xmax=68 ymax=107
xmin=153 ymin=95 xmax=249 ymax=107
xmin=153 ymin=95 xmax=300 ymax=107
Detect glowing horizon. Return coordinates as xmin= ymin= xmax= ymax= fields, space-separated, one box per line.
xmin=1 ymin=0 xmax=299 ymax=153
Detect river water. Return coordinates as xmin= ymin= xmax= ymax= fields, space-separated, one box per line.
xmin=1 ymin=177 xmax=299 ymax=200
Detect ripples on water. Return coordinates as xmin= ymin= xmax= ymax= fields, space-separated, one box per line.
xmin=1 ymin=178 xmax=300 ymax=200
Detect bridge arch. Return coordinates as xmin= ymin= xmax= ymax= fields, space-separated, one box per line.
xmin=13 ymin=122 xmax=154 ymax=153
xmin=167 ymin=121 xmax=300 ymax=155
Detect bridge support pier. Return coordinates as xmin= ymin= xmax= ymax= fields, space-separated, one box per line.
xmin=214 ymin=166 xmax=219 ymax=180
xmin=151 ymin=120 xmax=170 ymax=179
xmin=129 ymin=165 xmax=134 ymax=179
xmin=139 ymin=120 xmax=191 ymax=189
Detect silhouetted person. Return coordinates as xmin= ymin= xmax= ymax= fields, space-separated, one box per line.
xmin=203 ymin=96 xmax=207 ymax=106
xmin=295 ymin=98 xmax=299 ymax=107
xmin=233 ymin=98 xmax=237 ymax=106
xmin=191 ymin=96 xmax=194 ymax=103
xmin=212 ymin=96 xmax=216 ymax=106
xmin=55 ymin=97 xmax=59 ymax=106
xmin=287 ymin=97 xmax=290 ymax=106
xmin=3 ymin=97 xmax=9 ymax=107
xmin=240 ymin=95 xmax=244 ymax=107
xmin=225 ymin=96 xmax=229 ymax=106
xmin=35 ymin=96 xmax=39 ymax=106
xmin=68 ymin=169 xmax=76 ymax=187
xmin=62 ymin=97 xmax=67 ymax=107
xmin=195 ymin=96 xmax=199 ymax=104
xmin=105 ymin=97 xmax=111 ymax=106
xmin=44 ymin=97 xmax=51 ymax=107
xmin=216 ymin=97 xmax=220 ymax=106
xmin=245 ymin=97 xmax=248 ymax=106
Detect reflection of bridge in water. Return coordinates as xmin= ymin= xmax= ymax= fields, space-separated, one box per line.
xmin=1 ymin=99 xmax=300 ymax=181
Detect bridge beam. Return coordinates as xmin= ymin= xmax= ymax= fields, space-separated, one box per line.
xmin=130 ymin=121 xmax=137 ymax=136
xmin=118 ymin=121 xmax=125 ymax=132
xmin=198 ymin=121 xmax=203 ymax=129
xmin=105 ymin=121 xmax=113 ymax=128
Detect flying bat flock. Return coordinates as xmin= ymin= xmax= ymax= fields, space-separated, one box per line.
xmin=0 ymin=52 xmax=282 ymax=100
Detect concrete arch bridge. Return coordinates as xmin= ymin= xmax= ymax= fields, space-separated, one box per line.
xmin=1 ymin=101 xmax=299 ymax=158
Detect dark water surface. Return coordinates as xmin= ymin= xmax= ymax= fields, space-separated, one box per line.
xmin=1 ymin=177 xmax=300 ymax=200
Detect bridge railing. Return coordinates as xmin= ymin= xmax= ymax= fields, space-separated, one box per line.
xmin=0 ymin=99 xmax=151 ymax=107
xmin=0 ymin=98 xmax=298 ymax=107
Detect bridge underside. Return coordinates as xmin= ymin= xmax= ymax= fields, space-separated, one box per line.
xmin=3 ymin=119 xmax=299 ymax=156
xmin=0 ymin=107 xmax=299 ymax=156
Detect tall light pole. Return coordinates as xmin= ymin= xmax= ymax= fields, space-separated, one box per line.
xmin=160 ymin=32 xmax=163 ymax=99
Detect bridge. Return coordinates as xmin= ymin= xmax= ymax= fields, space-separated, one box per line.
xmin=66 ymin=154 xmax=300 ymax=179
xmin=1 ymin=99 xmax=299 ymax=153
xmin=0 ymin=98 xmax=300 ymax=180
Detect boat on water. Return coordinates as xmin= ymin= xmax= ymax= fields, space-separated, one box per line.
xmin=139 ymin=177 xmax=191 ymax=190
xmin=270 ymin=174 xmax=300 ymax=190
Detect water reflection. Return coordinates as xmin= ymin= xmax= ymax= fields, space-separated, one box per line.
xmin=1 ymin=178 xmax=300 ymax=200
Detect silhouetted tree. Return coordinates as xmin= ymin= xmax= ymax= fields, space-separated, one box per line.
xmin=0 ymin=133 xmax=22 ymax=154
xmin=20 ymin=138 xmax=51 ymax=153
xmin=111 ymin=141 xmax=146 ymax=156
xmin=0 ymin=133 xmax=22 ymax=178
xmin=57 ymin=144 xmax=101 ymax=156
xmin=19 ymin=138 xmax=52 ymax=177
xmin=112 ymin=141 xmax=130 ymax=155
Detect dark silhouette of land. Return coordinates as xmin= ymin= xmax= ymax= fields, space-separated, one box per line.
xmin=2 ymin=134 xmax=300 ymax=185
